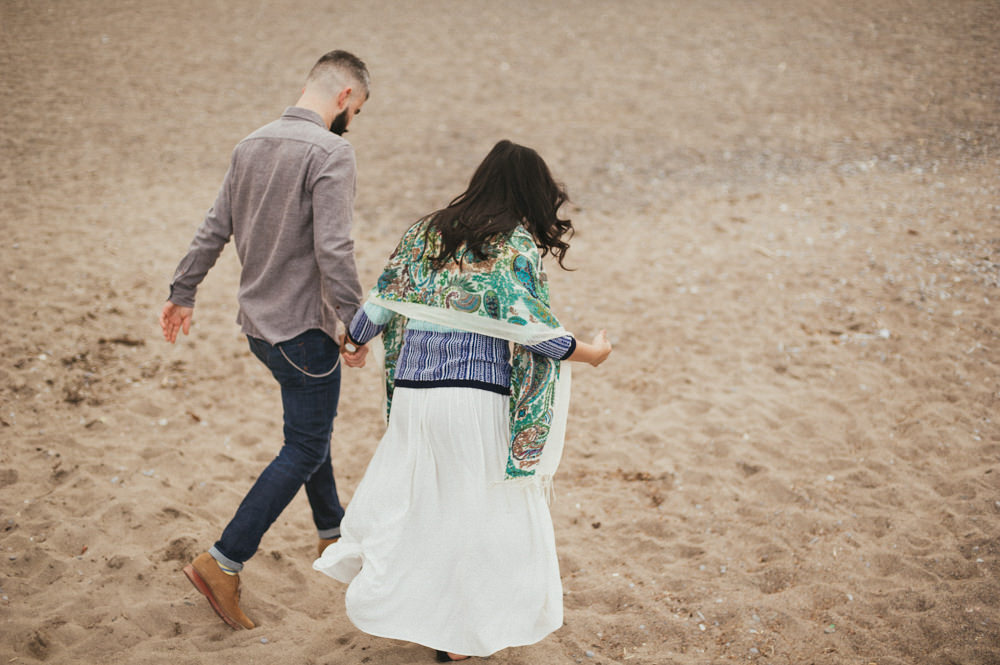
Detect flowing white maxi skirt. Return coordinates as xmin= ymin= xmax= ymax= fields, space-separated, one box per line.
xmin=313 ymin=386 xmax=563 ymax=657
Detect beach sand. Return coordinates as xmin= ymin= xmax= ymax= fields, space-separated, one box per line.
xmin=1 ymin=1 xmax=998 ymax=663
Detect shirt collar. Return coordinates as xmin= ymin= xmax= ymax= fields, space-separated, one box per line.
xmin=282 ymin=106 xmax=326 ymax=128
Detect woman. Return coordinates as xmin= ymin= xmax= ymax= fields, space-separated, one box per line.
xmin=314 ymin=140 xmax=612 ymax=661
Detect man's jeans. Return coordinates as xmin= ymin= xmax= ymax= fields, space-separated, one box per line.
xmin=210 ymin=329 xmax=344 ymax=571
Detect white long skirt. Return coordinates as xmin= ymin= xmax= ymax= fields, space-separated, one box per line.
xmin=313 ymin=387 xmax=563 ymax=657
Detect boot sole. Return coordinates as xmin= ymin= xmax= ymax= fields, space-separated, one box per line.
xmin=182 ymin=563 xmax=249 ymax=630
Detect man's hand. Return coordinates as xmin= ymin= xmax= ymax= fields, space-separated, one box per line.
xmin=160 ymin=302 xmax=193 ymax=343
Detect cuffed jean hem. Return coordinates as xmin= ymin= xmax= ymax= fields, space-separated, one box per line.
xmin=317 ymin=526 xmax=341 ymax=539
xmin=209 ymin=546 xmax=243 ymax=573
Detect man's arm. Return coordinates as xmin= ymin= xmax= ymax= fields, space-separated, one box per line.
xmin=160 ymin=163 xmax=235 ymax=342
xmin=312 ymin=145 xmax=364 ymax=327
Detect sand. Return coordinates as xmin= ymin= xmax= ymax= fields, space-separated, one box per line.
xmin=1 ymin=1 xmax=998 ymax=663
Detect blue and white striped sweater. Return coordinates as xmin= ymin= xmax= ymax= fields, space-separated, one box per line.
xmin=348 ymin=304 xmax=575 ymax=395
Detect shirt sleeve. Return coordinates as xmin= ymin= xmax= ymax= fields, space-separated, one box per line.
xmin=347 ymin=301 xmax=393 ymax=345
xmin=168 ymin=163 xmax=235 ymax=307
xmin=312 ymin=144 xmax=364 ymax=326
xmin=525 ymin=334 xmax=576 ymax=360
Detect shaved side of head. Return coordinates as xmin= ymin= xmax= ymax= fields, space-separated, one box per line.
xmin=307 ymin=50 xmax=371 ymax=101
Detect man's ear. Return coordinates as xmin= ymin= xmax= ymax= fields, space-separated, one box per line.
xmin=336 ymin=86 xmax=353 ymax=110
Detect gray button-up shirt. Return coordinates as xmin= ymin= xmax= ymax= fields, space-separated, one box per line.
xmin=169 ymin=107 xmax=364 ymax=345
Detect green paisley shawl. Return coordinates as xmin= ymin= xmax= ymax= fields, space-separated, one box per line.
xmin=368 ymin=220 xmax=572 ymax=481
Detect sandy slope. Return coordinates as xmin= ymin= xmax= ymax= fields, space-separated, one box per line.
xmin=2 ymin=1 xmax=998 ymax=663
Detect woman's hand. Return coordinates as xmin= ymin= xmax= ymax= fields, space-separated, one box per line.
xmin=586 ymin=330 xmax=612 ymax=366
xmin=568 ymin=329 xmax=612 ymax=367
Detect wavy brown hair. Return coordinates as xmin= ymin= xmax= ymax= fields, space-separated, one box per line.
xmin=424 ymin=140 xmax=574 ymax=269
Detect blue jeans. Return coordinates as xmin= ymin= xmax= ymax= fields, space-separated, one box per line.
xmin=210 ymin=329 xmax=344 ymax=571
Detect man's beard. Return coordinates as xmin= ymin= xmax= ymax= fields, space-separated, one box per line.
xmin=330 ymin=108 xmax=349 ymax=135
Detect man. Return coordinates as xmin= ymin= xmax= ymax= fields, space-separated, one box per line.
xmin=159 ymin=50 xmax=371 ymax=630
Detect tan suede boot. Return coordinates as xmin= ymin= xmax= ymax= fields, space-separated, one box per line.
xmin=183 ymin=552 xmax=255 ymax=629
xmin=317 ymin=537 xmax=339 ymax=558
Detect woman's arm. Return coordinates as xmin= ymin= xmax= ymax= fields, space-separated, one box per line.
xmin=567 ymin=330 xmax=612 ymax=367
xmin=343 ymin=301 xmax=396 ymax=368
xmin=526 ymin=330 xmax=612 ymax=366
xmin=346 ymin=301 xmax=394 ymax=346
xmin=525 ymin=335 xmax=576 ymax=360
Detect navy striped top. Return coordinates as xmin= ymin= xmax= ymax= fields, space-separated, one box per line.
xmin=348 ymin=303 xmax=575 ymax=395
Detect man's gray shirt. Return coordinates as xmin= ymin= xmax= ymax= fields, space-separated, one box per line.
xmin=169 ymin=107 xmax=364 ymax=345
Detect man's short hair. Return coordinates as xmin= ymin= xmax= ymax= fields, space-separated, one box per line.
xmin=308 ymin=50 xmax=370 ymax=99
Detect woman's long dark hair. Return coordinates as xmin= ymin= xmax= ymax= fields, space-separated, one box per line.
xmin=425 ymin=140 xmax=574 ymax=269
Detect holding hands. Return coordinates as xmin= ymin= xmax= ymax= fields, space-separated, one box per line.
xmin=158 ymin=301 xmax=370 ymax=373
xmin=341 ymin=338 xmax=369 ymax=368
